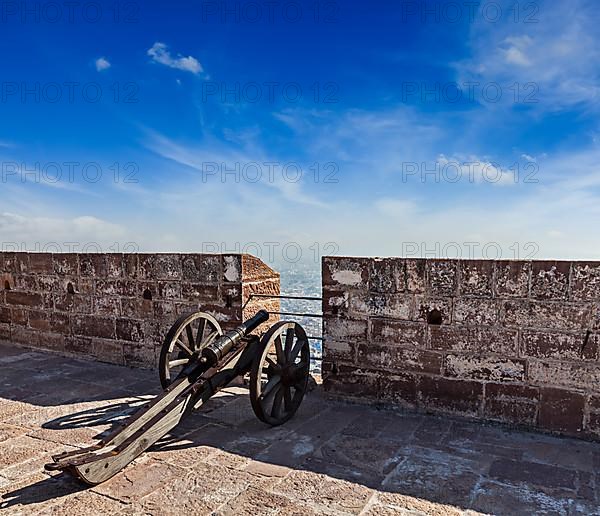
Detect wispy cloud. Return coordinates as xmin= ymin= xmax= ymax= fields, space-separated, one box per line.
xmin=147 ymin=42 xmax=202 ymax=74
xmin=95 ymin=57 xmax=111 ymax=71
xmin=142 ymin=128 xmax=325 ymax=207
xmin=456 ymin=0 xmax=600 ymax=110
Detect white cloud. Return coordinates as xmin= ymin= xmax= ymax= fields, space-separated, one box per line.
xmin=0 ymin=212 xmax=127 ymax=252
xmin=95 ymin=57 xmax=111 ymax=72
xmin=436 ymin=154 xmax=517 ymax=186
xmin=502 ymin=36 xmax=532 ymax=66
xmin=147 ymin=42 xmax=202 ymax=74
xmin=456 ymin=0 xmax=600 ymax=110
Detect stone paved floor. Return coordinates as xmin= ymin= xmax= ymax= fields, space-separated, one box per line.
xmin=0 ymin=342 xmax=599 ymax=515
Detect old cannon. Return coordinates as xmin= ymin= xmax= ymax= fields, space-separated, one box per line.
xmin=45 ymin=309 xmax=310 ymax=485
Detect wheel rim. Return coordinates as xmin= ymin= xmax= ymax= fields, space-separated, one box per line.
xmin=159 ymin=311 xmax=222 ymax=389
xmin=250 ymin=321 xmax=310 ymax=426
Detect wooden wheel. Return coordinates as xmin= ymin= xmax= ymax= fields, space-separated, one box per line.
xmin=249 ymin=321 xmax=310 ymax=426
xmin=159 ymin=311 xmax=222 ymax=389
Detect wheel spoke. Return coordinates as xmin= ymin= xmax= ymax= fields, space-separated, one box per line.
xmin=168 ymin=358 xmax=189 ymax=368
xmin=284 ymin=328 xmax=295 ymax=362
xmin=203 ymin=331 xmax=219 ymax=348
xmin=283 ymin=385 xmax=292 ymax=412
xmin=290 ymin=338 xmax=305 ymax=362
xmin=185 ymin=325 xmax=195 ymax=349
xmin=274 ymin=336 xmax=285 ymax=365
xmin=260 ymin=375 xmax=281 ymax=399
xmin=174 ymin=339 xmax=193 ymax=356
xmin=261 ymin=382 xmax=282 ymax=412
xmin=195 ymin=318 xmax=207 ymax=347
xmin=265 ymin=356 xmax=278 ymax=369
xmin=271 ymin=388 xmax=284 ymax=419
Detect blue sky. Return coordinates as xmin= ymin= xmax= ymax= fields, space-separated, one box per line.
xmin=1 ymin=0 xmax=599 ymax=264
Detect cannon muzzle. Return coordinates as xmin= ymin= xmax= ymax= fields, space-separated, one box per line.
xmin=201 ymin=309 xmax=270 ymax=365
xmin=239 ymin=309 xmax=270 ymax=334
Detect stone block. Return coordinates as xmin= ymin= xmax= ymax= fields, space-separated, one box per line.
xmin=379 ymin=372 xmax=417 ymax=406
xmin=413 ymin=296 xmax=452 ymax=325
xmin=358 ymin=343 xmax=442 ymax=374
xmin=323 ymin=318 xmax=367 ymax=343
xmin=322 ymin=289 xmax=349 ymax=317
xmin=494 ymin=260 xmax=530 ymax=298
xmin=430 ymin=325 xmax=518 ymax=354
xmin=222 ymin=255 xmax=242 ymax=283
xmin=370 ymin=319 xmax=427 ymax=347
xmin=53 ymin=293 xmax=92 ymax=313
xmin=182 ymin=254 xmax=221 ymax=283
xmin=538 ymin=387 xmax=585 ymax=434
xmin=106 ymin=253 xmax=124 ymax=277
xmin=28 ymin=253 xmax=53 ymax=273
xmin=521 ymin=330 xmax=598 ymax=360
xmin=95 ymin=279 xmax=137 ymax=297
xmin=323 ymin=339 xmax=355 ymax=362
xmin=139 ymin=253 xmax=182 ymax=280
xmin=418 ymin=376 xmax=483 ymax=415
xmin=181 ymin=283 xmax=220 ymax=303
xmin=5 ymin=291 xmax=42 ymax=307
xmin=79 ymin=254 xmax=108 ymax=277
xmin=460 ymin=260 xmax=493 ymax=296
xmin=349 ymin=292 xmax=411 ymax=319
xmin=426 ymin=259 xmax=457 ymax=296
xmin=405 ymin=259 xmax=427 ymax=293
xmin=71 ymin=315 xmax=115 ymax=339
xmin=93 ymin=296 xmax=122 ymax=316
xmin=323 ymin=364 xmax=379 ymax=399
xmin=527 ymin=360 xmax=600 ymax=392
xmin=503 ymin=300 xmax=590 ymax=331
xmin=530 ymin=261 xmax=571 ymax=300
xmin=571 ymin=261 xmax=600 ymax=301
xmin=454 ymin=298 xmax=498 ymax=325
xmin=444 ymin=354 xmax=525 ymax=382
xmin=369 ymin=258 xmax=405 ymax=293
xmin=116 ymin=319 xmax=144 ymax=342
xmin=53 ymin=253 xmax=78 ymax=275
xmin=28 ymin=310 xmax=51 ymax=332
xmin=484 ymin=383 xmax=539 ymax=425
xmin=322 ymin=257 xmax=368 ymax=289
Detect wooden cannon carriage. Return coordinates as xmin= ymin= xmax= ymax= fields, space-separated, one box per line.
xmin=45 ymin=309 xmax=311 ymax=485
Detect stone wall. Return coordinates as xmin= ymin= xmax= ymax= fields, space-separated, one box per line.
xmin=322 ymin=257 xmax=600 ymax=440
xmin=0 ymin=253 xmax=279 ymax=368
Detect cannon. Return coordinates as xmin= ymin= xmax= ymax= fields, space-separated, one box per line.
xmin=45 ymin=309 xmax=311 ymax=485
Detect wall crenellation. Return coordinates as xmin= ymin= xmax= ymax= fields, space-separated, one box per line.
xmin=322 ymin=257 xmax=600 ymax=440
xmin=0 ymin=252 xmax=279 ymax=368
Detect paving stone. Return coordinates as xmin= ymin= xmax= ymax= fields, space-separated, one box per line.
xmin=214 ymin=485 xmax=295 ymax=515
xmin=140 ymin=462 xmax=252 ymax=514
xmin=0 ymin=436 xmax=58 ymax=475
xmin=469 ymin=480 xmax=571 ymax=515
xmin=244 ymin=461 xmax=291 ymax=478
xmin=372 ymin=492 xmax=461 ymax=515
xmin=92 ymin=458 xmax=185 ymax=502
xmin=37 ymin=490 xmax=129 ymax=514
xmin=0 ymin=423 xmax=29 ymax=443
xmin=0 ymin=472 xmax=85 ymax=513
xmin=271 ymin=470 xmax=372 ymax=514
xmin=312 ymin=433 xmax=403 ymax=479
xmin=488 ymin=458 xmax=578 ymax=491
xmin=383 ymin=447 xmax=482 ymax=508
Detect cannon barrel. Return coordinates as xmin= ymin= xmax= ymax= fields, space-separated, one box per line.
xmin=201 ymin=310 xmax=269 ymax=365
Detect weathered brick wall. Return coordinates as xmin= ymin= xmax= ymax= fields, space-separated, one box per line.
xmin=0 ymin=253 xmax=279 ymax=368
xmin=322 ymin=257 xmax=600 ymax=440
